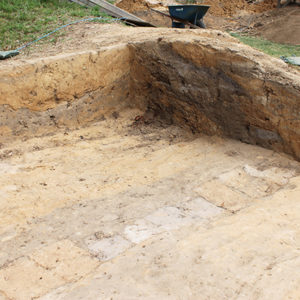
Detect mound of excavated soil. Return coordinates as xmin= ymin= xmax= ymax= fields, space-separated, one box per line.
xmin=116 ymin=0 xmax=278 ymax=32
xmin=225 ymin=5 xmax=300 ymax=45
xmin=116 ymin=0 xmax=276 ymax=16
xmin=117 ymin=0 xmax=299 ymax=45
xmin=204 ymin=0 xmax=276 ymax=17
xmin=116 ymin=0 xmax=150 ymax=12
xmin=116 ymin=0 xmax=163 ymax=13
xmin=251 ymin=6 xmax=300 ymax=45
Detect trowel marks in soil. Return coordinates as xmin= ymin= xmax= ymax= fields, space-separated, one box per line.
xmin=0 ymin=28 xmax=299 ymax=159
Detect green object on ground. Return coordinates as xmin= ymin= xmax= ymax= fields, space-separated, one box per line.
xmin=0 ymin=50 xmax=19 ymax=60
xmin=282 ymin=56 xmax=300 ymax=66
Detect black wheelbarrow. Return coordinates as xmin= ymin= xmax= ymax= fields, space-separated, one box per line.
xmin=151 ymin=4 xmax=210 ymax=29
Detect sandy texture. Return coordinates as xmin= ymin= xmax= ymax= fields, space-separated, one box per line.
xmin=1 ymin=27 xmax=299 ymax=159
xmin=203 ymin=0 xmax=276 ymax=17
xmin=0 ymin=23 xmax=300 ymax=300
xmin=240 ymin=6 xmax=300 ymax=45
xmin=0 ymin=110 xmax=300 ymax=299
xmin=116 ymin=0 xmax=299 ymax=45
xmin=116 ymin=0 xmax=276 ymax=16
xmin=0 ymin=109 xmax=299 ymax=299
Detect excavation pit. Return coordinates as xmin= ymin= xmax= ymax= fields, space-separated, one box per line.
xmin=0 ymin=26 xmax=300 ymax=299
xmin=1 ymin=27 xmax=300 ymax=159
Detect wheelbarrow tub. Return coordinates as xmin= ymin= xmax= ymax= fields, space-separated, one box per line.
xmin=168 ymin=5 xmax=210 ymax=24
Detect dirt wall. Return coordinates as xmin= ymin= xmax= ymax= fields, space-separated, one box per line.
xmin=0 ymin=46 xmax=132 ymax=138
xmin=0 ymin=28 xmax=300 ymax=159
xmin=129 ymin=38 xmax=300 ymax=158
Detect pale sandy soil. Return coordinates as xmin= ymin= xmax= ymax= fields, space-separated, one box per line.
xmin=0 ymin=108 xmax=299 ymax=299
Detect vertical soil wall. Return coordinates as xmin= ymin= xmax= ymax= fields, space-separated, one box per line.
xmin=0 ymin=31 xmax=300 ymax=159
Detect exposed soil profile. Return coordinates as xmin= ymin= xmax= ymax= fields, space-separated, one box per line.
xmin=1 ymin=27 xmax=299 ymax=158
xmin=0 ymin=25 xmax=300 ymax=300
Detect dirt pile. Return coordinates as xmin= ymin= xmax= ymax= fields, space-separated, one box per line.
xmin=223 ymin=5 xmax=300 ymax=45
xmin=250 ymin=6 xmax=300 ymax=45
xmin=116 ymin=0 xmax=160 ymax=13
xmin=116 ymin=0 xmax=276 ymax=16
xmin=116 ymin=0 xmax=177 ymax=12
xmin=204 ymin=0 xmax=276 ymax=17
xmin=116 ymin=0 xmax=299 ymax=46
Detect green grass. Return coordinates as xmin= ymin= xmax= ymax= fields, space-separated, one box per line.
xmin=0 ymin=0 xmax=113 ymax=50
xmin=230 ymin=32 xmax=300 ymax=58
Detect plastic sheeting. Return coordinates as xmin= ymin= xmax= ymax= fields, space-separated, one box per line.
xmin=281 ymin=56 xmax=300 ymax=66
xmin=0 ymin=50 xmax=20 ymax=60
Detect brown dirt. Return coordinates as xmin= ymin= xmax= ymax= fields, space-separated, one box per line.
xmin=117 ymin=0 xmax=276 ymax=16
xmin=116 ymin=0 xmax=299 ymax=45
xmin=220 ymin=5 xmax=300 ymax=45
xmin=1 ymin=105 xmax=300 ymax=300
xmin=204 ymin=0 xmax=276 ymax=17
xmin=116 ymin=0 xmax=178 ymax=13
xmin=134 ymin=9 xmax=171 ymax=27
xmin=202 ymin=5 xmax=300 ymax=45
xmin=1 ymin=22 xmax=300 ymax=300
xmin=0 ymin=23 xmax=127 ymax=62
xmin=116 ymin=0 xmax=152 ymax=12
xmin=1 ymin=26 xmax=300 ymax=159
xmin=248 ymin=5 xmax=300 ymax=45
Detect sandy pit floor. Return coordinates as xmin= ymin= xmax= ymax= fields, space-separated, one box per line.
xmin=0 ymin=108 xmax=300 ymax=299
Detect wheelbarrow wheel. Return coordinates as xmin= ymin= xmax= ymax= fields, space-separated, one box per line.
xmin=196 ymin=18 xmax=206 ymax=29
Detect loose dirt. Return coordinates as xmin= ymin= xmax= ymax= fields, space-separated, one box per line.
xmin=116 ymin=0 xmax=276 ymax=16
xmin=116 ymin=0 xmax=300 ymax=45
xmin=203 ymin=0 xmax=276 ymax=17
xmin=238 ymin=5 xmax=300 ymax=45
